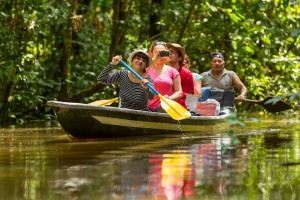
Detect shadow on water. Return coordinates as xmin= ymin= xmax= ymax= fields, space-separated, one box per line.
xmin=0 ymin=118 xmax=299 ymax=200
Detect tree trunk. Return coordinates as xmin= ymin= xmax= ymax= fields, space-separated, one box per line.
xmin=72 ymin=0 xmax=92 ymax=56
xmin=177 ymin=0 xmax=201 ymax=44
xmin=0 ymin=0 xmax=23 ymax=124
xmin=139 ymin=0 xmax=151 ymax=41
xmin=0 ymin=81 xmax=14 ymax=124
xmin=149 ymin=0 xmax=162 ymax=38
xmin=59 ymin=0 xmax=79 ymax=101
xmin=70 ymin=0 xmax=134 ymax=103
xmin=109 ymin=0 xmax=134 ymax=60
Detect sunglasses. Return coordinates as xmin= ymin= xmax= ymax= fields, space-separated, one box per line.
xmin=153 ymin=41 xmax=166 ymax=46
xmin=169 ymin=50 xmax=179 ymax=54
xmin=134 ymin=56 xmax=148 ymax=63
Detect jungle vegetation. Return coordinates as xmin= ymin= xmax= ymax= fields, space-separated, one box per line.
xmin=0 ymin=0 xmax=299 ymax=124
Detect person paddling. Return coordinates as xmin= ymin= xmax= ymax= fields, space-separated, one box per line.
xmin=97 ymin=50 xmax=155 ymax=111
xmin=201 ymin=52 xmax=247 ymax=102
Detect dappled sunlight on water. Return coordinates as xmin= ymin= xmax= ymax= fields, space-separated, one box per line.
xmin=0 ymin=117 xmax=299 ymax=200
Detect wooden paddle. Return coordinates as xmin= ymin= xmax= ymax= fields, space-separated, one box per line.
xmin=89 ymin=97 xmax=119 ymax=106
xmin=119 ymin=60 xmax=191 ymax=120
xmin=243 ymin=97 xmax=292 ymax=113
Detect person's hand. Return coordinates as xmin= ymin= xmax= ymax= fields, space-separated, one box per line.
xmin=111 ymin=55 xmax=122 ymax=65
xmin=163 ymin=94 xmax=174 ymax=100
xmin=152 ymin=51 xmax=160 ymax=63
xmin=236 ymin=94 xmax=245 ymax=102
xmin=152 ymin=50 xmax=165 ymax=63
xmin=141 ymin=79 xmax=149 ymax=89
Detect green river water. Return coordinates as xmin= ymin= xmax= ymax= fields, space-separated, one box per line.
xmin=0 ymin=116 xmax=299 ymax=200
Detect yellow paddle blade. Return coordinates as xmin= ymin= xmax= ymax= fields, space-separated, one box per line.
xmin=158 ymin=94 xmax=191 ymax=120
xmin=89 ymin=97 xmax=119 ymax=106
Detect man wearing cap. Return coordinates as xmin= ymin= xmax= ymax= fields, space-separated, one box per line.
xmin=201 ymin=52 xmax=247 ymax=102
xmin=166 ymin=43 xmax=195 ymax=108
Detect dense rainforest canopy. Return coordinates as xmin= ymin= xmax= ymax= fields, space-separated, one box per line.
xmin=0 ymin=0 xmax=299 ymax=123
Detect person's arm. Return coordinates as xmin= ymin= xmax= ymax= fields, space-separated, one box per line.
xmin=142 ymin=76 xmax=155 ymax=100
xmin=194 ymin=80 xmax=202 ymax=97
xmin=232 ymin=74 xmax=247 ymax=102
xmin=169 ymin=75 xmax=183 ymax=101
xmin=200 ymin=72 xmax=205 ymax=87
xmin=193 ymin=73 xmax=202 ymax=97
xmin=97 ymin=56 xmax=122 ymax=85
xmin=200 ymin=80 xmax=204 ymax=87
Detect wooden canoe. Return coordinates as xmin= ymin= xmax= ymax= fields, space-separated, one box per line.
xmin=47 ymin=101 xmax=231 ymax=139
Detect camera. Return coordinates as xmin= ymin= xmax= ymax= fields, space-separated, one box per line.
xmin=159 ymin=50 xmax=170 ymax=57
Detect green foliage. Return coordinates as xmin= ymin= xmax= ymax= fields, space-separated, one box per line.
xmin=0 ymin=0 xmax=299 ymax=123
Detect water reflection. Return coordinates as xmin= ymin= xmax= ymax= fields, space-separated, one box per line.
xmin=146 ymin=141 xmax=249 ymax=199
xmin=0 ymin=119 xmax=299 ymax=200
xmin=148 ymin=151 xmax=194 ymax=199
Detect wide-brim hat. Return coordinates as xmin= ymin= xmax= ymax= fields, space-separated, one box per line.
xmin=166 ymin=43 xmax=185 ymax=65
xmin=127 ymin=49 xmax=153 ymax=67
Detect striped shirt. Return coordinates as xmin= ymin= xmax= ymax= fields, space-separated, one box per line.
xmin=97 ymin=63 xmax=155 ymax=111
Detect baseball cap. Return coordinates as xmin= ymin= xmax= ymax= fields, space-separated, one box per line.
xmin=211 ymin=52 xmax=224 ymax=60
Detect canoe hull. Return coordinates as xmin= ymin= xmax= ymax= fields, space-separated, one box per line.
xmin=47 ymin=101 xmax=231 ymax=139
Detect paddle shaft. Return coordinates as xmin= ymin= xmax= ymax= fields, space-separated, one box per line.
xmin=242 ymin=97 xmax=292 ymax=113
xmin=119 ymin=59 xmax=191 ymax=120
xmin=120 ymin=60 xmax=159 ymax=95
xmin=243 ymin=99 xmax=261 ymax=104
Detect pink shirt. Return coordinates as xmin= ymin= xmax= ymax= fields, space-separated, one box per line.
xmin=147 ymin=65 xmax=180 ymax=110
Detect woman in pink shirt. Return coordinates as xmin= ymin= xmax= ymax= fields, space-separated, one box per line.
xmin=147 ymin=41 xmax=183 ymax=112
